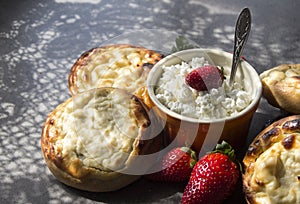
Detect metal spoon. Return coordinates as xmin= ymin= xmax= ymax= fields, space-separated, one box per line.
xmin=229 ymin=8 xmax=251 ymax=87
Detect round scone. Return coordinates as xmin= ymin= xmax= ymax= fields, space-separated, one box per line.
xmin=243 ymin=115 xmax=300 ymax=204
xmin=41 ymin=87 xmax=163 ymax=192
xmin=260 ymin=64 xmax=300 ymax=114
xmin=68 ymin=44 xmax=163 ymax=105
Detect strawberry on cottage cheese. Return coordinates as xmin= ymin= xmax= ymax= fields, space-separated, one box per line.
xmin=154 ymin=57 xmax=252 ymax=120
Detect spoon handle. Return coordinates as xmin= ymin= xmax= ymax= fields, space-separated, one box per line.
xmin=229 ymin=8 xmax=251 ymax=86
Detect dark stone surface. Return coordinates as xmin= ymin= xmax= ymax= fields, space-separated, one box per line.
xmin=1 ymin=0 xmax=299 ymax=203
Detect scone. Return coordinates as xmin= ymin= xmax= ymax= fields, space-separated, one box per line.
xmin=68 ymin=44 xmax=163 ymax=106
xmin=41 ymin=87 xmax=163 ymax=192
xmin=243 ymin=115 xmax=300 ymax=204
xmin=260 ymin=64 xmax=300 ymax=114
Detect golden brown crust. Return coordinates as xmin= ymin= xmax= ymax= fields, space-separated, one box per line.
xmin=243 ymin=115 xmax=300 ymax=204
xmin=260 ymin=64 xmax=300 ymax=114
xmin=68 ymin=44 xmax=163 ymax=107
xmin=41 ymin=88 xmax=163 ymax=192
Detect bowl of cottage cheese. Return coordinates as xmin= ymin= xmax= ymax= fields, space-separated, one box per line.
xmin=147 ymin=48 xmax=262 ymax=154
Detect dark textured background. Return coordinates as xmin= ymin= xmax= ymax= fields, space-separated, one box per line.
xmin=1 ymin=0 xmax=299 ymax=203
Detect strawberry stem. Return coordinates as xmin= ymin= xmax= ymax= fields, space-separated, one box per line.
xmin=212 ymin=141 xmax=242 ymax=171
xmin=220 ymin=66 xmax=226 ymax=80
xmin=180 ymin=146 xmax=197 ymax=169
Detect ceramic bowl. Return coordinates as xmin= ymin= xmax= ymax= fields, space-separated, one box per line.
xmin=146 ymin=48 xmax=262 ymax=155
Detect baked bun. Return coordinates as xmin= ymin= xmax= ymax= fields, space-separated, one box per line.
xmin=68 ymin=44 xmax=163 ymax=106
xmin=41 ymin=87 xmax=163 ymax=192
xmin=260 ymin=64 xmax=300 ymax=114
xmin=243 ymin=115 xmax=300 ymax=204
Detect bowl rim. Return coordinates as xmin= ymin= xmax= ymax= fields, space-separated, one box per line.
xmin=146 ymin=48 xmax=262 ymax=124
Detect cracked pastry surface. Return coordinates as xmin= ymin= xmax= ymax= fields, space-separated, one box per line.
xmin=41 ymin=87 xmax=162 ymax=192
xmin=68 ymin=44 xmax=163 ymax=103
xmin=260 ymin=64 xmax=300 ymax=114
xmin=243 ymin=115 xmax=300 ymax=204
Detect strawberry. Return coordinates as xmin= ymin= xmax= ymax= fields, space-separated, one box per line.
xmin=181 ymin=141 xmax=240 ymax=204
xmin=146 ymin=146 xmax=197 ymax=182
xmin=185 ymin=65 xmax=224 ymax=91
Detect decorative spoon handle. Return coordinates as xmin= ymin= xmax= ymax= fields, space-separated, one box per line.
xmin=229 ymin=8 xmax=251 ymax=87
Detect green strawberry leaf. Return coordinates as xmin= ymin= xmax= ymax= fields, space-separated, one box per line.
xmin=213 ymin=141 xmax=242 ymax=172
xmin=171 ymin=35 xmax=199 ymax=53
xmin=180 ymin=146 xmax=197 ymax=169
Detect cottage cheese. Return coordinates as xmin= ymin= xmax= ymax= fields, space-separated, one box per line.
xmin=155 ymin=57 xmax=252 ymax=119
